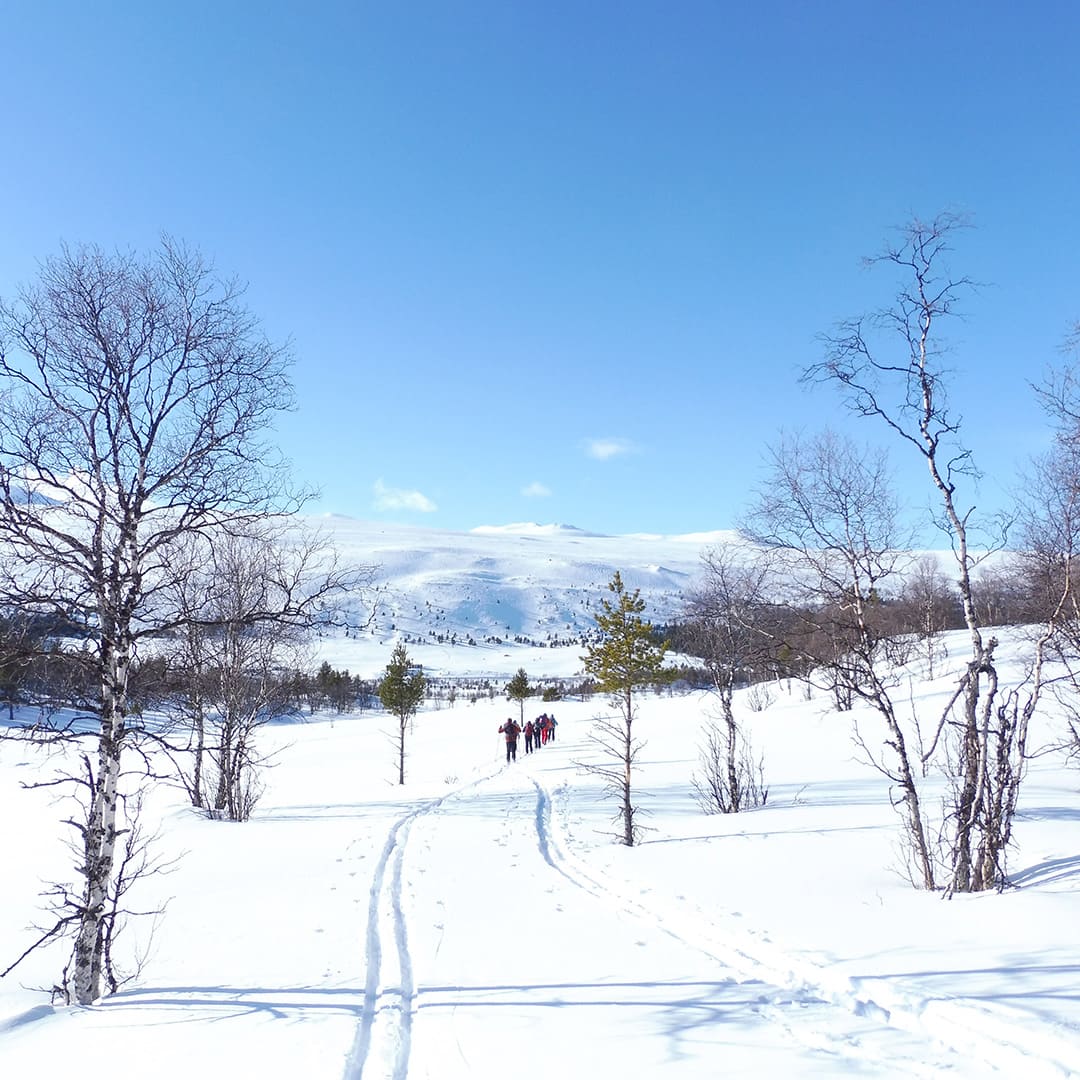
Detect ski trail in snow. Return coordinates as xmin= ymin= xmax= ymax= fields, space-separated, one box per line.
xmin=343 ymin=767 xmax=503 ymax=1080
xmin=527 ymin=776 xmax=989 ymax=1079
xmin=344 ymin=809 xmax=416 ymax=1080
xmin=389 ymin=814 xmax=415 ymax=1076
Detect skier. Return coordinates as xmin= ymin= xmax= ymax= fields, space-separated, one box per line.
xmin=498 ymin=718 xmax=521 ymax=763
xmin=547 ymin=713 xmax=558 ymax=742
xmin=523 ymin=718 xmax=535 ymax=754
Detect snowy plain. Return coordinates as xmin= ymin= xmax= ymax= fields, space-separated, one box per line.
xmin=1 ymin=519 xmax=1079 ymax=1078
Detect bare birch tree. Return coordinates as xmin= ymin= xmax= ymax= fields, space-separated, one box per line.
xmin=1018 ymin=366 xmax=1080 ymax=777
xmin=163 ymin=524 xmax=371 ymax=817
xmin=0 ymin=238 xmax=303 ymax=1002
xmin=805 ymin=213 xmax=1030 ymax=892
xmin=896 ymin=555 xmax=959 ymax=678
xmin=744 ymin=430 xmax=938 ymax=887
xmin=685 ymin=546 xmax=774 ymax=812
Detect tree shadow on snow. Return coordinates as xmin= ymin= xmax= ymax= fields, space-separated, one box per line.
xmin=1008 ymin=852 xmax=1080 ymax=888
xmin=861 ymin=959 xmax=1080 ymax=1009
xmin=90 ymin=976 xmax=797 ymax=1044
xmin=1015 ymin=805 xmax=1080 ymax=824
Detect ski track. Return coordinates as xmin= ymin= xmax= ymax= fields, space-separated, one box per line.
xmin=528 ymin=772 xmax=1077 ymax=1079
xmin=343 ymin=768 xmax=502 ymax=1080
xmin=343 ymin=808 xmax=414 ymax=1080
xmin=523 ymin=777 xmax=930 ymax=1077
xmin=342 ymin=757 xmax=1077 ymax=1079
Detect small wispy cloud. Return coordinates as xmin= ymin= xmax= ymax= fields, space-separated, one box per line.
xmin=373 ymin=478 xmax=437 ymax=513
xmin=585 ymin=437 xmax=634 ymax=461
xmin=521 ymin=481 xmax=552 ymax=498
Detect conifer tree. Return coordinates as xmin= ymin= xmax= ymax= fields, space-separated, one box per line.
xmin=582 ymin=571 xmax=668 ymax=845
xmin=506 ymin=667 xmax=531 ymax=724
xmin=379 ymin=643 xmax=426 ymax=785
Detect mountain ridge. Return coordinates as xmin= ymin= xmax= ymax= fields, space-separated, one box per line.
xmin=307 ymin=515 xmax=728 ymax=678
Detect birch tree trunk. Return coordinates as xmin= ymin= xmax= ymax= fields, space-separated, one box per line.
xmin=72 ymin=638 xmax=129 ymax=1003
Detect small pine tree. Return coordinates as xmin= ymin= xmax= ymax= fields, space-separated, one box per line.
xmin=582 ymin=571 xmax=668 ymax=846
xmin=506 ymin=667 xmax=531 ymax=724
xmin=379 ymin=642 xmax=426 ymax=785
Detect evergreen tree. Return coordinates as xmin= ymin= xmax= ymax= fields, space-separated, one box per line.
xmin=379 ymin=643 xmax=426 ymax=785
xmin=506 ymin=667 xmax=531 ymax=724
xmin=582 ymin=571 xmax=668 ymax=846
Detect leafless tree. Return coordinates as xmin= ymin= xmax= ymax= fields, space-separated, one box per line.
xmin=0 ymin=238 xmax=305 ymax=1002
xmin=692 ymin=718 xmax=768 ymax=815
xmin=806 ymin=213 xmax=1032 ymax=892
xmin=744 ymin=429 xmax=937 ymax=888
xmin=0 ymin=611 xmax=56 ymax=722
xmin=970 ymin=562 xmax=1035 ymax=628
xmin=895 ymin=555 xmax=959 ymax=678
xmin=1016 ymin=367 xmax=1080 ymax=775
xmin=684 ymin=546 xmax=775 ymax=812
xmin=161 ymin=524 xmax=372 ymax=818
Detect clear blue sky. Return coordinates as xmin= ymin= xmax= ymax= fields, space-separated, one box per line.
xmin=2 ymin=2 xmax=1077 ymax=536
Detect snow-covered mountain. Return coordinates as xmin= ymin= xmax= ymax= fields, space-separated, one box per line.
xmin=307 ymin=516 xmax=740 ymax=678
xmin=304 ymin=516 xmax=997 ymax=681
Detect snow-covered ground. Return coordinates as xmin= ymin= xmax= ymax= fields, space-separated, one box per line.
xmin=2 ymin=625 xmax=1079 ymax=1077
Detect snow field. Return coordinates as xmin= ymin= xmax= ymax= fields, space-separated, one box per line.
xmin=3 ymin=630 xmax=1080 ymax=1077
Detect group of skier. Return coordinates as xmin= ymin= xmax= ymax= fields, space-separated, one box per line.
xmin=497 ymin=712 xmax=558 ymax=763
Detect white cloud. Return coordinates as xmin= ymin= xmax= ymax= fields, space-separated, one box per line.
xmin=521 ymin=481 xmax=552 ymax=498
xmin=585 ymin=437 xmax=634 ymax=461
xmin=373 ymin=478 xmax=437 ymax=513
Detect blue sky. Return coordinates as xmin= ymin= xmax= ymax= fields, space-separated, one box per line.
xmin=2 ymin=1 xmax=1077 ymax=537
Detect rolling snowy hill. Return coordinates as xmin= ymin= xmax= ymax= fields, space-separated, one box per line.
xmin=307 ymin=516 xmax=742 ymax=678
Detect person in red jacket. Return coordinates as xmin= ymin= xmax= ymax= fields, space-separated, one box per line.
xmin=498 ymin=718 xmax=521 ymax=762
xmin=523 ymin=719 xmax=535 ymax=754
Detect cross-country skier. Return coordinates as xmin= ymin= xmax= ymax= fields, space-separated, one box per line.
xmin=498 ymin=718 xmax=521 ymax=762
